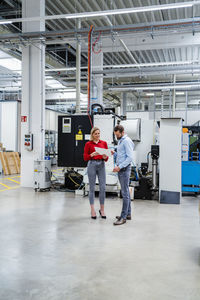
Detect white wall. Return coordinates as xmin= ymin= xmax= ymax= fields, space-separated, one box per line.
xmin=182 ymin=110 xmax=200 ymax=125
xmin=134 ymin=119 xmax=155 ymax=168
xmin=0 ymin=103 xmax=60 ymax=153
xmin=45 ymin=109 xmax=60 ymax=131
xmin=0 ymin=101 xmax=18 ymax=151
xmin=127 ymin=110 xmax=200 ymax=125
xmin=127 ymin=111 xmax=150 ymax=120
xmin=126 ymin=117 xmax=155 ymax=168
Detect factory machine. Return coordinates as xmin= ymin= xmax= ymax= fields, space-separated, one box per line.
xmin=23 ymin=133 xmax=52 ymax=191
xmin=57 ymin=103 xmax=162 ymax=200
xmin=58 ymin=114 xmax=91 ymax=169
xmin=57 ymin=105 xmax=141 ymax=194
xmin=34 ymin=158 xmax=51 ymax=191
xmin=182 ymin=123 xmax=200 ymax=194
xmin=57 ymin=108 xmax=121 ymax=193
xmin=133 ymin=145 xmax=160 ymax=200
xmin=45 ymin=130 xmax=57 ymax=165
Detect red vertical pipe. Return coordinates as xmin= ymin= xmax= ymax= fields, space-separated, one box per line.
xmin=87 ymin=25 xmax=94 ymax=128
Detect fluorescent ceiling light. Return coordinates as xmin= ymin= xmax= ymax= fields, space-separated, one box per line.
xmin=188 ymin=100 xmax=200 ymax=104
xmin=103 ymin=61 xmax=199 ymax=69
xmin=45 ymin=67 xmax=76 ymax=72
xmin=0 ymin=20 xmax=13 ymax=25
xmin=48 ymin=83 xmax=64 ymax=89
xmin=46 ymin=77 xmax=64 ymax=89
xmin=60 ymin=92 xmax=76 ymax=99
xmin=0 ymin=57 xmax=21 ymax=73
xmin=56 ymin=102 xmax=70 ymax=105
xmin=53 ymin=92 xmax=87 ymax=100
xmin=55 ymin=102 xmax=87 ymax=107
xmin=45 ymin=88 xmax=76 ymax=92
xmin=155 ymin=103 xmax=161 ymax=105
xmin=146 ymin=93 xmax=155 ymax=96
xmin=176 ymin=92 xmax=185 ymax=95
xmin=5 ymin=87 xmax=19 ymax=91
xmin=0 ymin=86 xmax=20 ymax=91
xmin=109 ymin=84 xmax=200 ymax=91
xmin=0 ymin=50 xmax=10 ymax=59
xmin=63 ymin=2 xmax=194 ymax=20
xmin=0 ymin=83 xmax=21 ymax=88
xmin=58 ymin=88 xmax=76 ymax=92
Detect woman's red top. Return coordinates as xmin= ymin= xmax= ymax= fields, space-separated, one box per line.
xmin=83 ymin=140 xmax=109 ymax=162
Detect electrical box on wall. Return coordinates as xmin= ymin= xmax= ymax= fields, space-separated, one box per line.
xmin=24 ymin=134 xmax=33 ymax=151
xmin=58 ymin=115 xmax=92 ymax=168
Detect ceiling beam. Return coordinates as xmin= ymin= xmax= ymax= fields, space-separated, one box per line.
xmin=3 ymin=0 xmax=18 ymax=9
xmin=1 ymin=17 xmax=200 ymax=43
xmin=119 ymin=39 xmax=139 ymax=65
xmin=79 ymin=32 xmax=200 ymax=53
xmin=0 ymin=9 xmax=21 ymax=16
xmin=1 ymin=1 xmax=199 ymax=24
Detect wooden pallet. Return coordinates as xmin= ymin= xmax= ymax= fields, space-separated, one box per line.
xmin=13 ymin=152 xmax=20 ymax=173
xmin=0 ymin=152 xmax=20 ymax=175
xmin=0 ymin=152 xmax=9 ymax=175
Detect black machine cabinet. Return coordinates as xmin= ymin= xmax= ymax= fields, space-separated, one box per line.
xmin=58 ymin=115 xmax=92 ymax=167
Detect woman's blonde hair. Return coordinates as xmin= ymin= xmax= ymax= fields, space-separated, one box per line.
xmin=90 ymin=127 xmax=100 ymax=141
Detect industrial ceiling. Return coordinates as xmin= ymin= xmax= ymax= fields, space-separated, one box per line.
xmin=1 ymin=0 xmax=200 ymax=110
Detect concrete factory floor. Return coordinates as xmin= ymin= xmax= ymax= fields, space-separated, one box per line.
xmin=0 ymin=184 xmax=200 ymax=300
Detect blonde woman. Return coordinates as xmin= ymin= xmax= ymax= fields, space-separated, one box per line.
xmin=84 ymin=127 xmax=108 ymax=219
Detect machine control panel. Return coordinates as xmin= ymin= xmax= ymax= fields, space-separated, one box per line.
xmin=24 ymin=134 xmax=33 ymax=151
xmin=62 ymin=117 xmax=71 ymax=133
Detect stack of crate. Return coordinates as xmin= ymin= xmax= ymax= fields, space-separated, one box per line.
xmin=0 ymin=152 xmax=20 ymax=175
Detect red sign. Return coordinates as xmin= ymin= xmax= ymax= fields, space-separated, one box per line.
xmin=21 ymin=116 xmax=27 ymax=122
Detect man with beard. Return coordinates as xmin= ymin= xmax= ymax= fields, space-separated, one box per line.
xmin=112 ymin=125 xmax=134 ymax=226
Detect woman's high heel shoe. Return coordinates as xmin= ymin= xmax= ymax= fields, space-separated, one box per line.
xmin=91 ymin=216 xmax=97 ymax=219
xmin=99 ymin=210 xmax=106 ymax=219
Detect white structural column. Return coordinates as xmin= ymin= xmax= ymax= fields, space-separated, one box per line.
xmin=76 ymin=20 xmax=81 ymax=113
xmin=159 ymin=118 xmax=182 ymax=204
xmin=161 ymin=91 xmax=164 ymax=118
xmin=21 ymin=0 xmax=45 ymax=187
xmin=172 ymin=75 xmax=176 ymax=117
xmin=91 ymin=48 xmax=103 ymax=106
xmin=121 ymin=92 xmax=127 ymax=115
xmin=185 ymin=91 xmax=188 ymax=124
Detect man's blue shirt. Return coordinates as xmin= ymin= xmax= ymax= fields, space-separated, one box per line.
xmin=115 ymin=134 xmax=134 ymax=169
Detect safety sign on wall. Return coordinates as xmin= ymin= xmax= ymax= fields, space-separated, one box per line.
xmin=21 ymin=116 xmax=27 ymax=122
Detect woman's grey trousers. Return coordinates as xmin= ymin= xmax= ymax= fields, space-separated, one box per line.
xmin=87 ymin=160 xmax=106 ymax=205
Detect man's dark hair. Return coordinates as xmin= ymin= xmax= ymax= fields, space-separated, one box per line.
xmin=114 ymin=125 xmax=124 ymax=133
